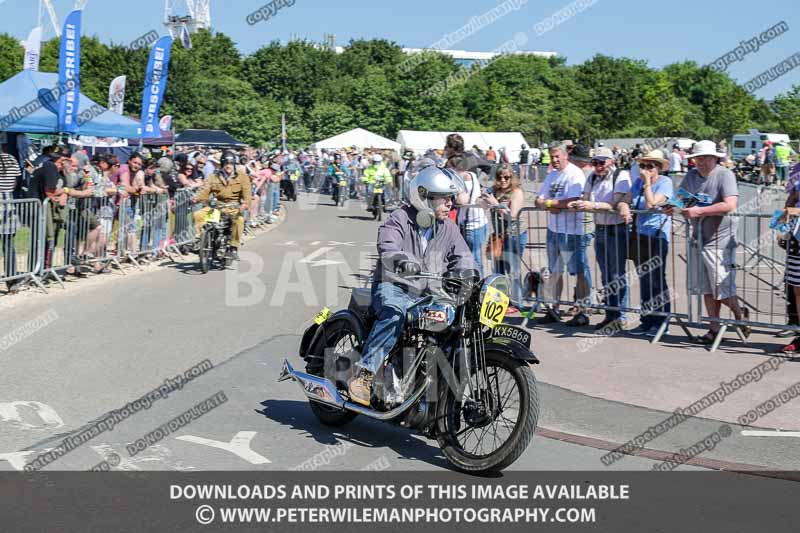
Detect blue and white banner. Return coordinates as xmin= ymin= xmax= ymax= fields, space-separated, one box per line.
xmin=140 ymin=36 xmax=172 ymax=137
xmin=57 ymin=10 xmax=81 ymax=133
xmin=23 ymin=27 xmax=42 ymax=71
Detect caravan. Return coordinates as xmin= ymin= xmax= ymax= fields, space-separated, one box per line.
xmin=731 ymin=129 xmax=790 ymax=161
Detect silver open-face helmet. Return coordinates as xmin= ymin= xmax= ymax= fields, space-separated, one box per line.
xmin=407 ymin=166 xmax=464 ymax=228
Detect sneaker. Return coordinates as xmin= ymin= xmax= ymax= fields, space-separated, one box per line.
xmin=779 ymin=337 xmax=800 ymax=354
xmin=629 ymin=324 xmax=651 ymax=336
xmin=348 ymin=368 xmax=374 ymax=406
xmin=536 ymin=309 xmax=561 ymax=324
xmin=565 ymin=313 xmax=589 ymax=327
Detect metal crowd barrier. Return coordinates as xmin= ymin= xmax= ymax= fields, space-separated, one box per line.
xmin=117 ymin=193 xmax=170 ymax=268
xmin=513 ymin=207 xmax=693 ymax=343
xmin=694 ymin=211 xmax=793 ymax=352
xmin=168 ymin=188 xmax=198 ymax=254
xmin=41 ymin=196 xmax=123 ymax=285
xmin=140 ymin=193 xmax=170 ymax=258
xmin=0 ymin=198 xmax=45 ymax=291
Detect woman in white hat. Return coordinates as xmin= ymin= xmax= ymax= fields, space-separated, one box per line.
xmin=624 ymin=149 xmax=674 ymax=336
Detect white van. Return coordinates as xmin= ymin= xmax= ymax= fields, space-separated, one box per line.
xmin=731 ymin=129 xmax=790 ymax=161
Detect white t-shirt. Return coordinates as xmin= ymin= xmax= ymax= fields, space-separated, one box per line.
xmin=584 ymin=168 xmax=632 ymax=226
xmin=458 ymin=173 xmax=489 ymax=230
xmin=530 ymin=148 xmax=541 ymax=163
xmin=538 ymin=163 xmax=587 ymax=235
xmin=669 ymin=152 xmax=682 ymax=172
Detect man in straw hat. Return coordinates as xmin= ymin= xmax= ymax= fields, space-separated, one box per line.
xmin=667 ymin=140 xmax=748 ymax=345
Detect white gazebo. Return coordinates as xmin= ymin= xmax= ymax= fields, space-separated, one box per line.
xmin=311 ymin=128 xmax=401 ymax=153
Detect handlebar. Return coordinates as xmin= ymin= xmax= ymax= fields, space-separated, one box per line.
xmin=212 ymin=202 xmax=241 ymax=209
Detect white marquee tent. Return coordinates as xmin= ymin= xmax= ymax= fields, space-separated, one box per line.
xmin=396 ymin=130 xmax=529 ymax=161
xmin=311 ymin=127 xmax=401 ymax=153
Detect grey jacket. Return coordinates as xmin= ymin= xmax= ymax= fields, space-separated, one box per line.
xmin=374 ymin=205 xmax=477 ymax=296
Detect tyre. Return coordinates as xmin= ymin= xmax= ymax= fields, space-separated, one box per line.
xmin=436 ymin=350 xmax=539 ymax=474
xmin=198 ymin=230 xmax=213 ymax=274
xmin=376 ymin=204 xmax=382 ymax=221
xmin=306 ymin=320 xmax=360 ymax=426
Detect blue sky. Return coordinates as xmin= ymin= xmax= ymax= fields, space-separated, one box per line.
xmin=1 ymin=0 xmax=798 ymax=98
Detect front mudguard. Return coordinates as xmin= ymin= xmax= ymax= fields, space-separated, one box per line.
xmin=482 ymin=337 xmax=539 ymax=364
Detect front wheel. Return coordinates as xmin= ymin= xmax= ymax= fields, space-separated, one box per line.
xmin=436 ymin=350 xmax=539 ymax=474
xmin=198 ymin=230 xmax=213 ymax=274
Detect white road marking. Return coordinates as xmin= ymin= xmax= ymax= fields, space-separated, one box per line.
xmin=0 ymin=401 xmax=65 ymax=429
xmin=0 ymin=449 xmax=47 ymax=470
xmin=176 ymin=431 xmax=271 ymax=464
xmin=741 ymin=430 xmax=800 ymax=438
xmin=309 ymin=241 xmax=321 ymax=246
xmin=327 ymin=241 xmax=356 ymax=247
xmin=298 ymin=247 xmax=344 ymax=267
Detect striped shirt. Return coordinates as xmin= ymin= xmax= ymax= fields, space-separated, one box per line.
xmin=0 ymin=153 xmax=21 ymax=193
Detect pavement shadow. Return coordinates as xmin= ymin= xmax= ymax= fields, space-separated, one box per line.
xmin=257 ymin=399 xmax=451 ymax=469
xmin=337 ymin=215 xmax=375 ymax=221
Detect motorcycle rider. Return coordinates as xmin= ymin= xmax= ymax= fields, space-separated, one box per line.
xmin=348 ymin=166 xmax=476 ymax=406
xmin=363 ymin=153 xmax=393 ymax=210
xmin=192 ymin=150 xmax=251 ymax=260
xmin=327 ymin=153 xmax=351 ymax=202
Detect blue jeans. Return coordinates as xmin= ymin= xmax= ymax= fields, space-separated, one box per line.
xmin=357 ymin=282 xmax=416 ymax=375
xmin=464 ymin=224 xmax=488 ymax=277
xmin=272 ymin=182 xmax=281 ymax=211
xmin=493 ymin=231 xmax=528 ymax=304
xmin=637 ymin=236 xmax=671 ymax=328
xmin=594 ymin=224 xmax=629 ymax=321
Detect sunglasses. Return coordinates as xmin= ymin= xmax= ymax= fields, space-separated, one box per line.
xmin=497 ymin=175 xmax=511 ymax=181
xmin=591 ymin=160 xmax=607 ymax=166
xmin=639 ymin=163 xmax=657 ymax=170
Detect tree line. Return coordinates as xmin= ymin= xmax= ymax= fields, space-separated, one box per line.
xmin=0 ymin=30 xmax=798 ymax=148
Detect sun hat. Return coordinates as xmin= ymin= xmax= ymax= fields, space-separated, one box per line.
xmin=686 ymin=140 xmax=726 ymax=159
xmin=637 ymin=149 xmax=669 ymax=172
xmin=592 ymin=147 xmax=614 ymax=161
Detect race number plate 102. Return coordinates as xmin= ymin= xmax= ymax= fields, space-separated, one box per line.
xmin=479 ymin=286 xmax=509 ymax=328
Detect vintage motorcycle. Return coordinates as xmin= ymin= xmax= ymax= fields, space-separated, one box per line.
xmin=197 ymin=195 xmax=238 ymax=273
xmin=331 ymin=171 xmax=348 ymax=206
xmin=279 ymin=270 xmax=540 ymax=474
xmin=369 ymin=180 xmax=386 ymax=221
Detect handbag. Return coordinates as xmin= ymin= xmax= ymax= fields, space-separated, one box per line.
xmin=486 ymin=233 xmax=504 ymax=258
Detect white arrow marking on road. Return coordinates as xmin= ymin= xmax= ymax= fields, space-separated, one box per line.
xmin=0 ymin=401 xmax=64 ymax=429
xmin=0 ymin=449 xmax=48 ymax=470
xmin=280 ymin=241 xmax=298 ymax=246
xmin=310 ymin=241 xmax=321 ymax=246
xmin=327 ymin=241 xmax=356 ymax=247
xmin=176 ymin=431 xmax=271 ymax=464
xmin=298 ymin=247 xmax=344 ymax=268
xmin=741 ymin=430 xmax=800 ymax=437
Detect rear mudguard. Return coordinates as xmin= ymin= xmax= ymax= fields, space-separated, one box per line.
xmin=482 ymin=337 xmax=539 ymax=364
xmin=301 ymin=310 xmax=367 ymax=360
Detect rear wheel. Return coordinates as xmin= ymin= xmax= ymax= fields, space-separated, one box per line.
xmin=436 ymin=350 xmax=539 ymax=474
xmin=198 ymin=230 xmax=213 ymax=274
xmin=306 ymin=320 xmax=360 ymax=426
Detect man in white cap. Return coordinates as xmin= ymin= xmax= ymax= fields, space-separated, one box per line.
xmin=670 ymin=140 xmax=748 ymax=345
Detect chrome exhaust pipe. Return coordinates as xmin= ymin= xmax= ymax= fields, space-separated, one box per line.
xmin=342 ymin=378 xmax=429 ymax=420
xmin=279 ymin=359 xmax=429 ymax=420
xmin=278 ymin=359 xmax=345 ymax=408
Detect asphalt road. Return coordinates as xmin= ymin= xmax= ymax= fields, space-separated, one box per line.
xmin=0 ymin=190 xmax=795 ymax=474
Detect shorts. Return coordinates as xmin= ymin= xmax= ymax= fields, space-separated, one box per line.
xmin=546 ymin=229 xmax=590 ymax=277
xmin=688 ymin=239 xmax=737 ymax=299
